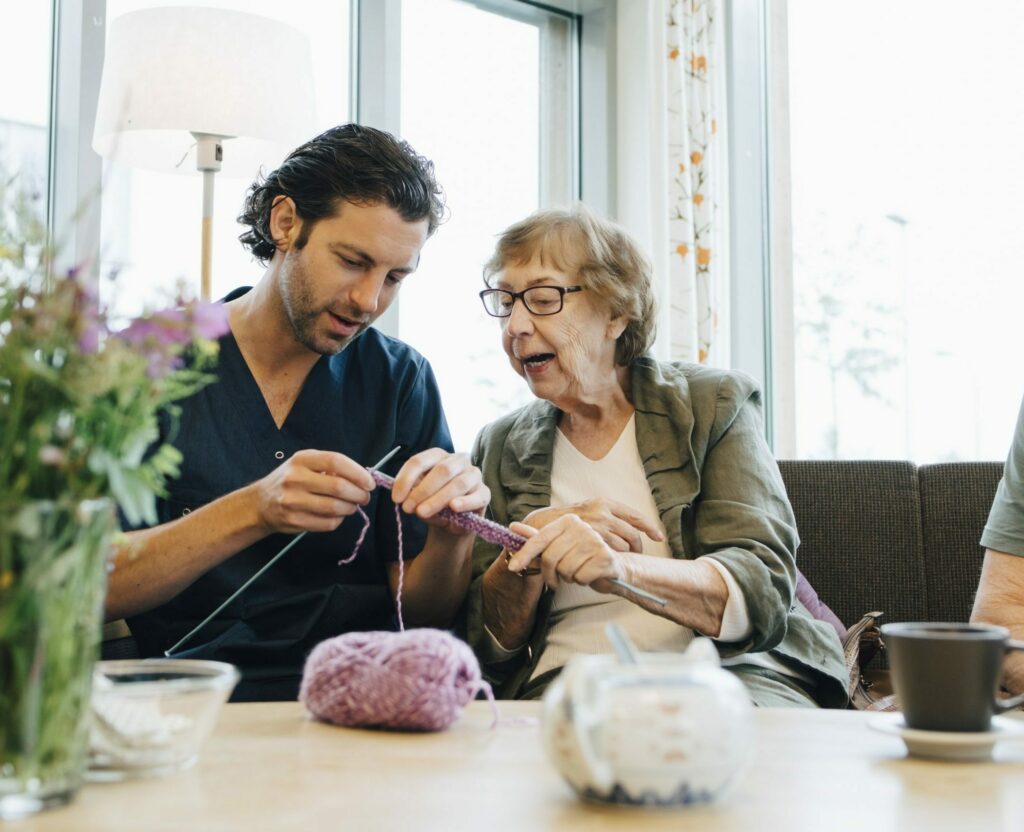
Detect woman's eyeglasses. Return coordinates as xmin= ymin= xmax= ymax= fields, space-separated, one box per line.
xmin=479 ymin=286 xmax=584 ymax=318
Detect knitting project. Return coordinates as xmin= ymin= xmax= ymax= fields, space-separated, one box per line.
xmin=299 ymin=473 xmax=495 ymax=732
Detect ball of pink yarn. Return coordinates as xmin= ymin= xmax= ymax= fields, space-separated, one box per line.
xmin=299 ymin=629 xmax=483 ymax=732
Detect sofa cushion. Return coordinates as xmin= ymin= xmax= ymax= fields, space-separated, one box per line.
xmin=778 ymin=460 xmax=927 ymax=631
xmin=919 ymin=462 xmax=1003 ymax=623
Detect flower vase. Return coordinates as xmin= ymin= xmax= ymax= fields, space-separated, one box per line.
xmin=0 ymin=498 xmax=115 ymax=820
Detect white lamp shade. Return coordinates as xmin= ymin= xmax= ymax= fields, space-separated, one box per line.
xmin=93 ymin=6 xmax=316 ymax=177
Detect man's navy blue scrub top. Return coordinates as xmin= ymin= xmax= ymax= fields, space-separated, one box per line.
xmin=127 ymin=288 xmax=454 ymax=701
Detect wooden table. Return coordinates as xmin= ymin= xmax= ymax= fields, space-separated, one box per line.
xmin=10 ymin=702 xmax=1024 ymax=831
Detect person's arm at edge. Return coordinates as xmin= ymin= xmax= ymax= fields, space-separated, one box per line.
xmin=971 ymin=548 xmax=1024 ymax=694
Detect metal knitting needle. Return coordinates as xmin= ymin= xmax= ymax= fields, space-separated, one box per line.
xmin=504 ymin=548 xmax=667 ymax=607
xmin=606 ymin=579 xmax=668 ymax=607
xmin=165 ymin=445 xmax=402 ymax=657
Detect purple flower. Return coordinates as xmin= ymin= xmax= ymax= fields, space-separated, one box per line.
xmin=118 ymin=308 xmax=190 ymax=350
xmin=144 ymin=351 xmax=184 ymax=379
xmin=190 ymin=302 xmax=230 ymax=340
xmin=78 ymin=322 xmax=102 ymax=354
xmin=63 ymin=269 xmax=107 ymax=353
xmin=115 ymin=301 xmax=227 ymax=379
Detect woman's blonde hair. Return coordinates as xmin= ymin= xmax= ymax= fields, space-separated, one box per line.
xmin=483 ymin=204 xmax=656 ymax=366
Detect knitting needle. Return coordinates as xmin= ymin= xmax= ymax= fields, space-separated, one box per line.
xmin=165 ymin=445 xmax=402 ymax=657
xmin=368 ymin=469 xmax=669 ymax=607
xmin=605 ymin=579 xmax=668 ymax=607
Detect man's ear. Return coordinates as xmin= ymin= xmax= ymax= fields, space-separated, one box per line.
xmin=269 ymin=196 xmax=301 ymax=252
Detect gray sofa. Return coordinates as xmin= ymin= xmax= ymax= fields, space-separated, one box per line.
xmin=779 ymin=460 xmax=1003 ymax=637
xmin=102 ymin=460 xmax=1005 ymax=663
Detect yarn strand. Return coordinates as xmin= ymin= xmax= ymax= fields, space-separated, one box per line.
xmin=338 ymin=506 xmax=370 ymax=566
xmin=337 ymin=501 xmax=405 ymax=631
xmin=394 ymin=502 xmax=404 ymax=631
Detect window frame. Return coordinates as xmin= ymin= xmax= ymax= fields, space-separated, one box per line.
xmin=49 ymin=0 xmax=105 ymax=281
xmin=723 ymin=0 xmax=790 ymax=452
xmin=353 ymin=0 xmax=614 ymax=338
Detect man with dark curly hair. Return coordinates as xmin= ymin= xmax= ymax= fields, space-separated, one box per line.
xmin=106 ymin=125 xmax=489 ymax=701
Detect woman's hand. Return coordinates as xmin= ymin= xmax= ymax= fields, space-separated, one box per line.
xmin=523 ymin=499 xmax=664 ymax=553
xmin=507 ymin=516 xmax=627 ymax=593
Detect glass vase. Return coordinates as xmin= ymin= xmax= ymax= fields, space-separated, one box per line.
xmin=0 ymin=498 xmax=115 ymax=820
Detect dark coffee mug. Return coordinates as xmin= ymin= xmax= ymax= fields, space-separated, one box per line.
xmin=881 ymin=622 xmax=1024 ymax=732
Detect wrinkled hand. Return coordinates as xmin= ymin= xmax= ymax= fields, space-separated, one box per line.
xmin=506 ymin=516 xmax=626 ymax=593
xmin=252 ymin=449 xmax=375 ymax=534
xmin=389 ymin=449 xmax=490 ymax=536
xmin=524 ymin=499 xmax=665 ymax=553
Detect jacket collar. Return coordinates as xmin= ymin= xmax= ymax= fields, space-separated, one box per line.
xmin=630 ymin=356 xmax=697 ymax=480
xmin=500 ymin=398 xmax=559 ymax=520
xmin=630 ymin=357 xmax=700 ymax=552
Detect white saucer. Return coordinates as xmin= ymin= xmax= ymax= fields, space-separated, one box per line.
xmin=868 ymin=713 xmax=1024 ymax=761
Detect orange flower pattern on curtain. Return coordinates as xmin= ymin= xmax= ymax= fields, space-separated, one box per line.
xmin=666 ymin=0 xmax=722 ymax=364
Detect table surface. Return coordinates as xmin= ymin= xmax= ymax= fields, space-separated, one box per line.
xmin=10 ymin=701 xmax=1024 ymax=832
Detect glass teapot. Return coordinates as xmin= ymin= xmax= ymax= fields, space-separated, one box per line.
xmin=541 ymin=638 xmax=753 ymax=807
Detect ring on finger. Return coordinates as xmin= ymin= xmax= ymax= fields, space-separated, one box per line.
xmin=505 ymin=550 xmax=542 ymax=576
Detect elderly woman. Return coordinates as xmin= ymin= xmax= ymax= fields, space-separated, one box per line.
xmin=464 ymin=206 xmax=847 ymax=707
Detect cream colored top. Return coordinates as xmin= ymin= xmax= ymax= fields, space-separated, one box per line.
xmin=531 ymin=414 xmax=807 ymax=683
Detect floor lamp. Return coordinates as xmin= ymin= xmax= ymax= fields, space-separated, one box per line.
xmin=92 ymin=7 xmax=315 ymax=299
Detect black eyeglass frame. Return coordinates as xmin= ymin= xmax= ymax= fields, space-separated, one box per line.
xmin=479 ymin=285 xmax=585 ymax=318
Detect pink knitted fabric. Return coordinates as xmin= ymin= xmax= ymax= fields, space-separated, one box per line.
xmin=299 ymin=628 xmax=485 ymax=731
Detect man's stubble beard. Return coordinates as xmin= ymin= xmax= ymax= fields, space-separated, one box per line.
xmin=279 ymin=251 xmax=366 ymax=356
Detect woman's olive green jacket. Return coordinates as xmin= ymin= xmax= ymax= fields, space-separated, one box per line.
xmin=464 ymin=356 xmax=848 ymax=707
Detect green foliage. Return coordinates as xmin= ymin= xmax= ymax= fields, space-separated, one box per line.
xmin=0 ymin=153 xmax=227 ymax=808
xmin=0 ymin=161 xmax=226 ymax=526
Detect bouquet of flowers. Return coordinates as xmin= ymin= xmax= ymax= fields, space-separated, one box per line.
xmin=0 ymin=159 xmax=228 ymax=815
xmin=0 ymin=264 xmax=227 ymax=524
xmin=0 ymin=154 xmax=228 ymax=520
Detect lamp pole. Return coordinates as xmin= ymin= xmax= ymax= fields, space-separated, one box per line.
xmin=193 ymin=133 xmax=226 ymax=300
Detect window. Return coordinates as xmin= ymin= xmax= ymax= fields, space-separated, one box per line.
xmin=98 ymin=0 xmax=350 ymax=318
xmin=0 ymin=3 xmax=52 ymax=272
xmin=777 ymin=1 xmax=1024 ymax=461
xmin=70 ymin=0 xmax=608 ymax=453
xmin=392 ymin=0 xmax=578 ymax=450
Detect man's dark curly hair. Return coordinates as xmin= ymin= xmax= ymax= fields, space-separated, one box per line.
xmin=238 ymin=124 xmax=446 ymax=264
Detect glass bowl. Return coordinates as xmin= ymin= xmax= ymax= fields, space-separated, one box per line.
xmin=87 ymin=658 xmax=239 ymax=781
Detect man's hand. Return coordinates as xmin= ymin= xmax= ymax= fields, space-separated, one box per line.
xmin=523 ymin=498 xmax=665 ymax=553
xmin=389 ymin=449 xmax=490 ymax=535
xmin=251 ymin=449 xmax=375 ymax=534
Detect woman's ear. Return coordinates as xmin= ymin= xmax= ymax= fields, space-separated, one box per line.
xmin=607 ymin=314 xmax=628 ymax=341
xmin=269 ymin=196 xmax=301 ymax=252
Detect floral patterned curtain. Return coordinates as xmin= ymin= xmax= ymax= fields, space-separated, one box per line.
xmin=664 ymin=0 xmax=724 ymax=364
